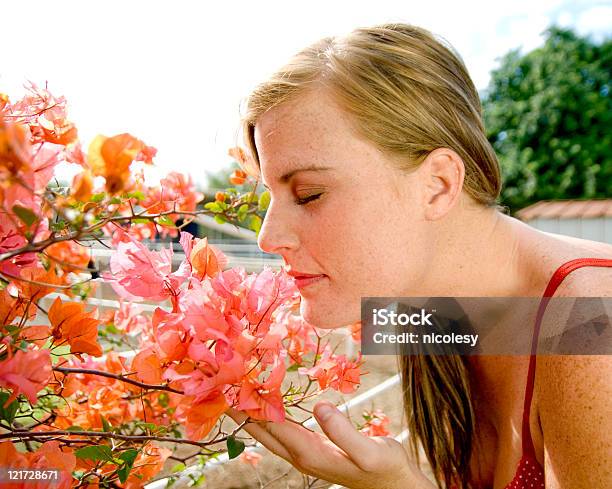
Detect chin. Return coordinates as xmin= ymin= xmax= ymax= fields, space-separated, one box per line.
xmin=299 ymin=299 xmax=357 ymax=330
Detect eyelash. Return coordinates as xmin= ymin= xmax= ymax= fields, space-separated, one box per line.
xmin=295 ymin=193 xmax=322 ymax=206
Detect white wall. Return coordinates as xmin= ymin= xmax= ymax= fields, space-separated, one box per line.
xmin=527 ymin=217 xmax=612 ymax=244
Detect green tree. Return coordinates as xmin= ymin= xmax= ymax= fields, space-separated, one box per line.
xmin=482 ymin=26 xmax=611 ymax=213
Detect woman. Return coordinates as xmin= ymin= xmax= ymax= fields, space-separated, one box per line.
xmin=228 ymin=23 xmax=612 ymax=489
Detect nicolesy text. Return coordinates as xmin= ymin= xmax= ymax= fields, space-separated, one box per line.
xmin=372 ymin=308 xmax=433 ymax=326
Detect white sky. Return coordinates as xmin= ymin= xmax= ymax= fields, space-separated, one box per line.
xmin=2 ymin=0 xmax=610 ymax=188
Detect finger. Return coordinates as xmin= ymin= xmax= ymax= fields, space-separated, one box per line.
xmin=313 ymin=401 xmax=381 ymax=471
xmin=229 ymin=408 xmax=359 ymax=482
xmin=226 ymin=408 xmax=292 ymax=460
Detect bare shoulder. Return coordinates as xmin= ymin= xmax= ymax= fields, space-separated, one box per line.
xmin=536 ymin=354 xmax=612 ymax=487
xmin=528 ymin=229 xmax=612 ymax=297
xmin=531 ymin=235 xmax=612 ymax=486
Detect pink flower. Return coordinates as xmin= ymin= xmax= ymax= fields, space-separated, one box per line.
xmin=299 ymin=350 xmax=362 ymax=394
xmin=103 ymin=230 xmax=188 ymax=301
xmin=0 ymin=347 xmax=52 ymax=407
xmin=360 ymin=409 xmax=391 ymax=437
xmin=244 ymin=267 xmax=298 ymax=335
xmin=164 ymin=342 xmax=245 ymax=404
xmin=238 ymin=352 xmax=286 ymax=422
xmin=240 ymin=450 xmax=262 ymax=467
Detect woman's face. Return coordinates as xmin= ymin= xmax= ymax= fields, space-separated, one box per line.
xmin=254 ymin=88 xmax=435 ymax=328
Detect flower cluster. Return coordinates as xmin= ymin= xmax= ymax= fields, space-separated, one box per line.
xmin=0 ymin=83 xmax=369 ymax=487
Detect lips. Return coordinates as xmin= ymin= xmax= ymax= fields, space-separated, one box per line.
xmin=285 ymin=268 xmax=327 ymax=289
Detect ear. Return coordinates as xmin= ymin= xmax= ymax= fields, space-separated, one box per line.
xmin=419 ymin=148 xmax=465 ymax=220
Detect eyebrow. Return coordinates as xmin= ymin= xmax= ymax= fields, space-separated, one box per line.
xmin=261 ymin=165 xmax=334 ymax=189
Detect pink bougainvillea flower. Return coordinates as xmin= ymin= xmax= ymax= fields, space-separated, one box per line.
xmin=151 ymin=307 xmax=190 ymax=362
xmin=179 ymin=283 xmax=232 ymax=343
xmin=113 ymin=299 xmax=150 ymax=336
xmin=240 ymin=450 xmax=263 ymax=467
xmin=0 ymin=347 xmax=52 ymax=407
xmin=164 ymin=341 xmax=245 ymax=404
xmin=299 ymin=349 xmax=362 ymax=394
xmin=244 ymin=267 xmax=298 ymax=335
xmin=26 ymin=440 xmax=77 ymax=489
xmin=238 ymin=352 xmax=286 ymax=422
xmin=359 ymin=409 xmax=391 ymax=437
xmin=103 ymin=230 xmax=189 ymax=301
xmin=330 ymin=353 xmax=362 ymax=394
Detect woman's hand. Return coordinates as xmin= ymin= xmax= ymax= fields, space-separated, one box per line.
xmin=227 ymin=401 xmax=435 ymax=489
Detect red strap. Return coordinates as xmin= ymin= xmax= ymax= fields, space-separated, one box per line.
xmin=521 ymin=257 xmax=612 ymax=456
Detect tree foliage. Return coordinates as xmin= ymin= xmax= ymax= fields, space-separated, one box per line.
xmin=482 ymin=26 xmax=611 ymax=213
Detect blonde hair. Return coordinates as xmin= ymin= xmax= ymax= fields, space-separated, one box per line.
xmin=241 ymin=23 xmax=504 ymax=488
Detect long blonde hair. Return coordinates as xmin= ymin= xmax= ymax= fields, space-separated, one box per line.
xmin=241 ymin=23 xmax=504 ymax=489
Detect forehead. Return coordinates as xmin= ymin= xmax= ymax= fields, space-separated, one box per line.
xmin=253 ymin=89 xmax=366 ymax=178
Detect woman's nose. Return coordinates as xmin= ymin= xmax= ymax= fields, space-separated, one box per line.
xmin=256 ymin=203 xmax=299 ymax=256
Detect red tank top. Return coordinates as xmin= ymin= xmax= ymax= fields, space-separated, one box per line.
xmin=452 ymin=257 xmax=612 ymax=489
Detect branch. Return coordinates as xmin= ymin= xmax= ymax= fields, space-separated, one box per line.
xmin=0 ymin=429 xmax=227 ymax=449
xmin=52 ymin=367 xmax=184 ymax=394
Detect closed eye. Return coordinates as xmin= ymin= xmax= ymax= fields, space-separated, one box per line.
xmin=295 ymin=193 xmax=322 ymax=206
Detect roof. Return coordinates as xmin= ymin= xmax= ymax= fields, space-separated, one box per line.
xmin=516 ymin=199 xmax=612 ymax=220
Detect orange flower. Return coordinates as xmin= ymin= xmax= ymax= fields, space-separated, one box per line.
xmin=189 ymin=237 xmax=227 ymax=278
xmin=132 ymin=348 xmax=163 ymax=384
xmin=122 ymin=444 xmax=172 ymax=489
xmin=0 ymin=120 xmax=32 ymax=177
xmin=176 ymin=392 xmax=229 ymax=441
xmin=70 ymin=170 xmax=94 ymax=202
xmin=87 ymin=133 xmax=149 ymax=194
xmin=45 ymin=240 xmax=91 ymax=274
xmin=229 ymin=169 xmax=247 ymax=186
xmin=228 ymin=146 xmax=259 ymax=178
xmin=48 ymin=296 xmax=103 ymax=357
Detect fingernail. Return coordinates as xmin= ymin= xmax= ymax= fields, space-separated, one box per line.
xmin=316 ymin=403 xmax=335 ymax=422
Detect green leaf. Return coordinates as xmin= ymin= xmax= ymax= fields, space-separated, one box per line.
xmin=126 ymin=191 xmax=145 ymax=200
xmin=171 ymin=462 xmax=186 ymax=473
xmin=66 ymin=425 xmax=85 ymax=432
xmin=236 ymin=204 xmax=249 ymax=222
xmin=100 ymin=414 xmax=112 ymax=432
xmin=158 ymin=392 xmax=169 ymax=408
xmin=286 ymin=363 xmax=300 ymax=372
xmin=132 ymin=218 xmax=151 ymax=224
xmin=226 ymin=435 xmax=245 ymax=459
xmin=258 ymin=190 xmax=270 ymax=211
xmin=50 ymin=220 xmax=67 ymax=232
xmin=90 ymin=192 xmax=106 ymax=203
xmin=136 ymin=421 xmax=157 ymax=432
xmin=204 ymin=202 xmax=222 ymax=212
xmin=0 ymin=392 xmax=19 ymax=424
xmin=248 ymin=215 xmax=262 ymax=234
xmin=156 ymin=215 xmax=175 ymax=228
xmin=214 ymin=214 xmax=227 ymax=225
xmin=12 ymin=205 xmax=38 ymax=227
xmin=245 ymin=192 xmax=258 ymax=204
xmin=75 ymin=444 xmax=115 ymax=463
xmin=117 ymin=449 xmax=139 ymax=483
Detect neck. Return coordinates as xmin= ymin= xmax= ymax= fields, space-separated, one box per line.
xmin=415 ymin=202 xmax=529 ymax=297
